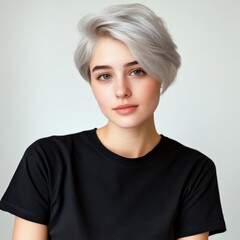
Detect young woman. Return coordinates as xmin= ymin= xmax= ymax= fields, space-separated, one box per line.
xmin=0 ymin=3 xmax=226 ymax=240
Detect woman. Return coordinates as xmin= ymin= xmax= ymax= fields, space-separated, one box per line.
xmin=0 ymin=3 xmax=226 ymax=240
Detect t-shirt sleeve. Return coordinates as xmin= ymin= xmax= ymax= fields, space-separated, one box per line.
xmin=175 ymin=158 xmax=226 ymax=238
xmin=0 ymin=142 xmax=50 ymax=224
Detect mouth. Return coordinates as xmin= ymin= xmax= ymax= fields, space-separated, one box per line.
xmin=113 ymin=104 xmax=138 ymax=115
xmin=113 ymin=104 xmax=138 ymax=110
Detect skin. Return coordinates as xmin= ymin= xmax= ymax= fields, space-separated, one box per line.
xmin=12 ymin=36 xmax=209 ymax=240
xmin=13 ymin=216 xmax=208 ymax=240
xmin=13 ymin=217 xmax=48 ymax=240
xmin=90 ymin=37 xmax=161 ymax=158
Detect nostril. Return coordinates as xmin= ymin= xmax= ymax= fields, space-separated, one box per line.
xmin=115 ymin=89 xmax=131 ymax=98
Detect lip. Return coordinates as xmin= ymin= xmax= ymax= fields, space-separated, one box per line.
xmin=113 ymin=104 xmax=138 ymax=115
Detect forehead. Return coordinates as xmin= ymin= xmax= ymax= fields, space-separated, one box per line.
xmin=89 ymin=37 xmax=135 ymax=69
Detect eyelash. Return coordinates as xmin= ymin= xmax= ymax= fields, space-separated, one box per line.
xmin=96 ymin=68 xmax=146 ymax=81
xmin=97 ymin=74 xmax=111 ymax=81
xmin=130 ymin=69 xmax=146 ymax=76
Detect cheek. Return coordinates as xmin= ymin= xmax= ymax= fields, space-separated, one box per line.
xmin=91 ymin=86 xmax=110 ymax=109
xmin=141 ymin=82 xmax=161 ymax=102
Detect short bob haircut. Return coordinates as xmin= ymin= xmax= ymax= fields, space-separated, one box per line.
xmin=74 ymin=3 xmax=181 ymax=94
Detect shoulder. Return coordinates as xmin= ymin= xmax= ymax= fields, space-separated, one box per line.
xmin=27 ymin=129 xmax=94 ymax=152
xmin=161 ymin=136 xmax=221 ymax=210
xmin=22 ymin=129 xmax=95 ymax=167
xmin=161 ymin=135 xmax=216 ymax=175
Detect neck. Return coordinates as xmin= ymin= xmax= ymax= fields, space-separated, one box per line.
xmin=96 ymin=120 xmax=161 ymax=158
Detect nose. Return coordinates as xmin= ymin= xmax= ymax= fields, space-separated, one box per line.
xmin=115 ymin=77 xmax=131 ymax=98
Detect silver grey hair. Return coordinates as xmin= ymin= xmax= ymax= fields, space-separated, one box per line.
xmin=74 ymin=3 xmax=181 ymax=94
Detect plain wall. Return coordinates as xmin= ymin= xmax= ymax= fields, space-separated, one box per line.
xmin=0 ymin=0 xmax=239 ymax=239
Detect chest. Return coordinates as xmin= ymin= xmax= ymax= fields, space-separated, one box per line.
xmin=47 ymin=154 xmax=183 ymax=240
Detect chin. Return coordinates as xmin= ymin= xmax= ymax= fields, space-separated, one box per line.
xmin=110 ymin=119 xmax=149 ymax=130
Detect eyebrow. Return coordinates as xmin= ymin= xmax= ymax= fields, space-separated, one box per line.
xmin=91 ymin=61 xmax=139 ymax=73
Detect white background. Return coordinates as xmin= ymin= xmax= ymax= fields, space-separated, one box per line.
xmin=0 ymin=0 xmax=239 ymax=239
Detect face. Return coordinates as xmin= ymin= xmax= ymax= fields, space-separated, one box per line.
xmin=89 ymin=37 xmax=161 ymax=130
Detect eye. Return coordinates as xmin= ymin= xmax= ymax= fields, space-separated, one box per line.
xmin=130 ymin=69 xmax=146 ymax=76
xmin=97 ymin=74 xmax=111 ymax=81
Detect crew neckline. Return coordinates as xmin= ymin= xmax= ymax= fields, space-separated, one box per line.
xmin=88 ymin=128 xmax=166 ymax=167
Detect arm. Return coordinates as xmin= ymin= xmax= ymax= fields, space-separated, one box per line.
xmin=12 ymin=217 xmax=48 ymax=240
xmin=177 ymin=232 xmax=209 ymax=240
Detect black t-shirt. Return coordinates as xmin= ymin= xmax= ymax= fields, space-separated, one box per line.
xmin=0 ymin=129 xmax=226 ymax=239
